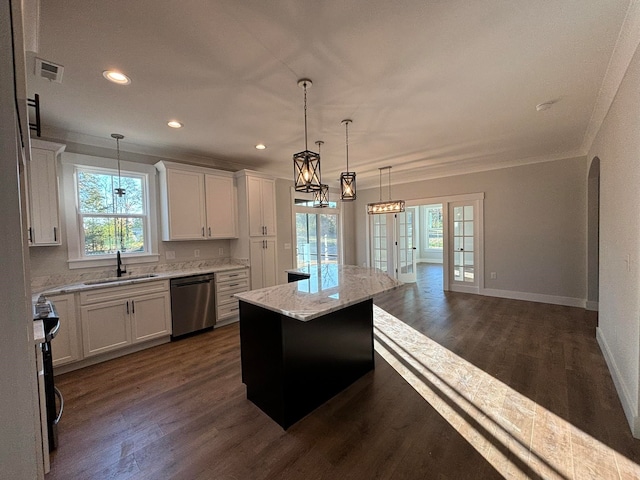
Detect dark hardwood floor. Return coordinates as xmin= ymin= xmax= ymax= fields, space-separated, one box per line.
xmin=48 ymin=264 xmax=640 ymax=479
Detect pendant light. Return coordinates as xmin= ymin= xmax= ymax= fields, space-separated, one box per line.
xmin=367 ymin=166 xmax=405 ymax=214
xmin=313 ymin=141 xmax=329 ymax=208
xmin=293 ymin=79 xmax=321 ymax=192
xmin=111 ymin=133 xmax=125 ymax=197
xmin=340 ymin=119 xmax=356 ymax=201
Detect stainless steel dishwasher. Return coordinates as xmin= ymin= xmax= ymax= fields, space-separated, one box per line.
xmin=170 ymin=273 xmax=216 ymax=338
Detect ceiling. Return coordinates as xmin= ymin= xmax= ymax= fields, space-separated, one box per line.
xmin=27 ymin=0 xmax=631 ymax=188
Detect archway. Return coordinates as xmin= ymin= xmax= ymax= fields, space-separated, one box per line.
xmin=587 ymin=157 xmax=600 ymax=314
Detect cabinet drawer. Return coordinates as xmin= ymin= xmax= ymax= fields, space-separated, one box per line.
xmin=80 ymin=280 xmax=169 ymax=305
xmin=217 ymin=286 xmax=248 ymax=306
xmin=217 ymin=302 xmax=240 ymax=319
xmin=215 ymin=278 xmax=249 ymax=294
xmin=216 ymin=269 xmax=248 ymax=283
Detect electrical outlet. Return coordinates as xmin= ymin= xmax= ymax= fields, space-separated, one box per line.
xmin=490 ymin=272 xmax=497 ymax=279
xmin=219 ymin=248 xmax=224 ymax=256
xmin=284 ymin=243 xmax=291 ymax=250
xmin=194 ymin=249 xmax=200 ymax=258
xmin=165 ymin=250 xmax=175 ymax=260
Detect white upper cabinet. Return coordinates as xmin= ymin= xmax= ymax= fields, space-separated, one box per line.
xmin=247 ymin=175 xmax=276 ymax=237
xmin=205 ymin=173 xmax=237 ymax=238
xmin=27 ymin=139 xmax=65 ymax=246
xmin=155 ymin=161 xmax=237 ymax=241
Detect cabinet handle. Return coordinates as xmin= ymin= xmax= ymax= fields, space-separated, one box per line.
xmin=132 ymin=300 xmax=135 ymax=314
xmin=202 ymin=227 xmax=205 ymax=237
xmin=229 ymin=283 xmax=239 ymax=287
xmin=28 ymin=227 xmax=32 ymax=243
xmin=228 ymin=274 xmax=239 ymax=277
xmin=230 ymin=307 xmax=239 ymax=311
xmin=126 ymin=301 xmax=129 ymax=314
xmin=53 ymin=227 xmax=57 ymax=242
xmin=208 ymin=227 xmax=211 ymax=237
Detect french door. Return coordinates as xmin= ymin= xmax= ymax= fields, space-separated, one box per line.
xmin=369 ymin=209 xmax=417 ymax=283
xmin=449 ymin=201 xmax=480 ymax=293
xmin=396 ymin=208 xmax=417 ymax=282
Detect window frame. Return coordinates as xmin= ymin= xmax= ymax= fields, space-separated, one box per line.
xmin=61 ymin=152 xmax=159 ymax=269
xmin=423 ymin=204 xmax=444 ymax=253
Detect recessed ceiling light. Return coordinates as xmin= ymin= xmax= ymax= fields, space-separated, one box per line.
xmin=103 ymin=70 xmax=131 ymax=85
xmin=535 ymin=101 xmax=555 ymax=112
xmin=167 ymin=121 xmax=183 ymax=129
xmin=255 ymin=144 xmax=266 ymax=150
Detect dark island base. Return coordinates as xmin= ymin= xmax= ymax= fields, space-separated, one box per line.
xmin=239 ymin=299 xmax=374 ymax=429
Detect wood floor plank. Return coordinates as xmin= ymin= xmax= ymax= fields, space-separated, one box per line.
xmin=47 ymin=264 xmax=640 ymax=479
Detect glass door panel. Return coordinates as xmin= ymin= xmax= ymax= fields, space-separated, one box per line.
xmin=396 ymin=208 xmax=417 ymax=282
xmin=450 ymin=201 xmax=477 ymax=289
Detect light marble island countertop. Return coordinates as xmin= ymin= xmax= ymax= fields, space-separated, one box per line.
xmin=235 ymin=264 xmax=402 ymax=322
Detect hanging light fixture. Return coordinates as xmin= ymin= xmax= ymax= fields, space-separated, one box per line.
xmin=340 ymin=119 xmax=356 ymax=201
xmin=367 ymin=166 xmax=405 ymax=214
xmin=293 ymin=79 xmax=321 ymax=192
xmin=111 ymin=133 xmax=126 ymax=197
xmin=313 ymin=141 xmax=329 ymax=208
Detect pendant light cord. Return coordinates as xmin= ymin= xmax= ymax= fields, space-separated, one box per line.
xmin=303 ymin=82 xmax=309 ymax=151
xmin=345 ymin=121 xmax=349 ymax=173
xmin=116 ymin=137 xmax=122 ymax=191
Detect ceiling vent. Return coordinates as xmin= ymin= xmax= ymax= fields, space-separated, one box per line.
xmin=35 ymin=58 xmax=64 ymax=83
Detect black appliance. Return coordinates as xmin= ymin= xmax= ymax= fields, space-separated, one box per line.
xmin=34 ymin=296 xmax=63 ymax=451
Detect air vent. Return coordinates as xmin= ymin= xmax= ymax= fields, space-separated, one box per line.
xmin=35 ymin=58 xmax=64 ymax=83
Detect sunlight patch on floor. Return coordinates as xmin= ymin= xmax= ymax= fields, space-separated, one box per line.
xmin=372 ymin=304 xmax=640 ymax=479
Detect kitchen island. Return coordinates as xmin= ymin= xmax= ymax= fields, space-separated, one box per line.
xmin=235 ymin=264 xmax=401 ymax=429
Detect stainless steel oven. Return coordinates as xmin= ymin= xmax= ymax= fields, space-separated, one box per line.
xmin=34 ymin=296 xmax=63 ymax=451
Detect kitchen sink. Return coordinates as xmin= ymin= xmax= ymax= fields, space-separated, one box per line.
xmin=83 ymin=273 xmax=159 ymax=285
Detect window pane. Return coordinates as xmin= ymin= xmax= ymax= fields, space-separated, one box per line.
xmin=319 ymin=214 xmax=338 ymax=264
xmin=464 ymin=205 xmax=474 ymax=220
xmin=464 ymin=237 xmax=474 ymax=252
xmin=82 ymin=217 xmax=145 ymax=255
xmin=78 ymin=170 xmax=144 ymax=214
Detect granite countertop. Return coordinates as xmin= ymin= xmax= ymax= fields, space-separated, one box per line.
xmin=33 ymin=263 xmax=248 ymax=298
xmin=235 ymin=264 xmax=402 ymax=322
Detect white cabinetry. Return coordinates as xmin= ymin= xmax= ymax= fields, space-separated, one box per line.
xmin=27 ymin=139 xmax=65 ymax=246
xmin=79 ymin=281 xmax=171 ymax=357
xmin=247 ymin=175 xmax=277 ymax=236
xmin=214 ymin=267 xmax=249 ymax=326
xmin=232 ymin=170 xmax=279 ymax=290
xmin=249 ymin=238 xmax=277 ymax=289
xmin=155 ymin=161 xmax=237 ymax=241
xmin=47 ymin=293 xmax=81 ymax=367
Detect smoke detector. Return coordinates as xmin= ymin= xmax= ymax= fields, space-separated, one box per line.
xmin=35 ymin=58 xmax=64 ymax=83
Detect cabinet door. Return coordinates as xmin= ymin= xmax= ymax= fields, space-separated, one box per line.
xmin=80 ymin=300 xmax=130 ymax=357
xmin=261 ymin=178 xmax=277 ymax=236
xmin=262 ymin=238 xmax=278 ymax=288
xmin=247 ymin=176 xmax=265 ymax=236
xmin=50 ymin=294 xmax=81 ymax=366
xmin=205 ymin=174 xmax=237 ymax=238
xmin=250 ymin=238 xmax=278 ymax=289
xmin=166 ymin=169 xmax=206 ymax=240
xmin=131 ymin=291 xmax=172 ymax=343
xmin=28 ymin=148 xmax=60 ymax=245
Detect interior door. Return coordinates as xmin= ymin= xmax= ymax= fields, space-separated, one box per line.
xmin=449 ymin=201 xmax=478 ymax=292
xmin=396 ymin=208 xmax=417 ymax=282
xmin=370 ymin=214 xmax=391 ymax=272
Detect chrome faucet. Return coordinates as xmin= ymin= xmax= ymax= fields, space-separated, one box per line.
xmin=116 ymin=250 xmax=127 ymax=277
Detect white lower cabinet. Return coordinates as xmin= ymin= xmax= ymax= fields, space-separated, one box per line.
xmin=249 ymin=238 xmax=277 ymax=289
xmin=79 ymin=281 xmax=171 ymax=358
xmin=214 ymin=268 xmax=249 ymax=325
xmin=48 ymin=293 xmax=81 ymax=367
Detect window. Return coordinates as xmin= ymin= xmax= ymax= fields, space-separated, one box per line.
xmin=425 ymin=205 xmax=443 ymax=250
xmin=61 ymin=152 xmax=159 ymax=269
xmin=76 ymin=167 xmax=148 ymax=255
xmin=293 ymin=191 xmax=341 ymax=268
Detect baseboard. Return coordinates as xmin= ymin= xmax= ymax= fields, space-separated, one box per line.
xmin=481 ymin=288 xmax=585 ymax=308
xmin=596 ymin=327 xmax=640 ymax=438
xmin=586 ymin=300 xmax=599 ymax=311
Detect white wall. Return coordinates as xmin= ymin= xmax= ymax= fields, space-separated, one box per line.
xmin=354 ymin=157 xmax=588 ymax=304
xmin=588 ymin=42 xmax=640 ymax=436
